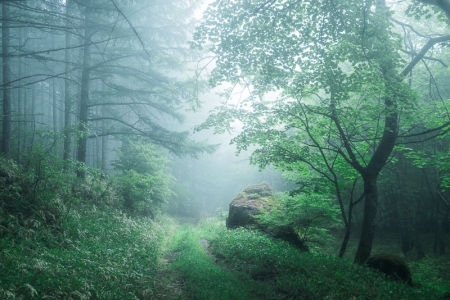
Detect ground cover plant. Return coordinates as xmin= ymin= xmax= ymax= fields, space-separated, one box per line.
xmin=195 ymin=218 xmax=448 ymax=300
xmin=1 ymin=206 xmax=163 ymax=299
xmin=1 ymin=148 xmax=449 ymax=299
xmin=0 ymin=156 xmax=164 ymax=299
xmin=167 ymin=222 xmax=267 ymax=299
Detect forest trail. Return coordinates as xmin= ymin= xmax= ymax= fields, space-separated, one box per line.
xmin=149 ymin=218 xmax=449 ymax=300
xmin=153 ymin=219 xmax=186 ymax=300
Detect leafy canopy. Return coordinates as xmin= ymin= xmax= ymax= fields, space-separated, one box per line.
xmin=194 ymin=0 xmax=416 ymax=183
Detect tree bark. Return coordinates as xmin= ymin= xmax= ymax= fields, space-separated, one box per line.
xmin=63 ymin=2 xmax=72 ymax=160
xmin=2 ymin=3 xmax=11 ymax=156
xmin=354 ymin=174 xmax=379 ymax=263
xmin=76 ymin=11 xmax=92 ymax=177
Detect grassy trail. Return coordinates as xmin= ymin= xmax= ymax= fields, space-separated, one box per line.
xmin=154 ymin=218 xmax=186 ymax=299
xmin=156 ymin=218 xmax=449 ymax=300
xmin=159 ymin=218 xmax=262 ymax=300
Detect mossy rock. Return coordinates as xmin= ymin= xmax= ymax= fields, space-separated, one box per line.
xmin=226 ymin=182 xmax=277 ymax=229
xmin=226 ymin=183 xmax=308 ymax=251
xmin=366 ymin=254 xmax=413 ymax=286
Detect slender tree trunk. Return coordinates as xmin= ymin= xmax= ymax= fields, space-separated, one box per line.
xmin=101 ymin=82 xmax=108 ymax=173
xmin=23 ymin=54 xmax=27 ymax=154
xmin=17 ymin=30 xmax=23 ymax=162
xmin=40 ymin=84 xmax=45 ymax=129
xmin=2 ymin=3 xmax=11 ymax=156
xmin=338 ymin=179 xmax=360 ymax=258
xmin=63 ymin=0 xmax=72 ymax=161
xmin=394 ymin=154 xmax=415 ymax=255
xmin=101 ymin=134 xmax=107 ymax=172
xmin=31 ymin=84 xmax=36 ymax=134
xmin=339 ymin=188 xmax=361 ymax=258
xmin=76 ymin=12 xmax=92 ymax=177
xmin=52 ymin=35 xmax=58 ymax=137
xmin=339 ymin=226 xmax=351 ymax=258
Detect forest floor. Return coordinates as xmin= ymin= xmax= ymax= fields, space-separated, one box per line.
xmin=2 ymin=209 xmax=448 ymax=299
xmin=156 ymin=216 xmax=450 ymax=300
xmin=154 ymin=218 xmax=187 ymax=299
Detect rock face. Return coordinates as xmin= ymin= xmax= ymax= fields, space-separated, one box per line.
xmin=226 ymin=183 xmax=308 ymax=251
xmin=226 ymin=182 xmax=276 ymax=229
xmin=365 ymin=254 xmax=413 ymax=286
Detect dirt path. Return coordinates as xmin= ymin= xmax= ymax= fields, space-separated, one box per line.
xmin=153 ymin=219 xmax=185 ymax=300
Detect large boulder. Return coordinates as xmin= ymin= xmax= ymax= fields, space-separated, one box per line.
xmin=226 ymin=183 xmax=308 ymax=251
xmin=366 ymin=254 xmax=413 ymax=286
xmin=226 ymin=182 xmax=276 ymax=229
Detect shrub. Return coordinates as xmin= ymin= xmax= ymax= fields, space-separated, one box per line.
xmin=255 ymin=192 xmax=342 ymax=248
xmin=112 ymin=138 xmax=175 ymax=217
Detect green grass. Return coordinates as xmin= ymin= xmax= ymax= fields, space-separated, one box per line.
xmin=168 ymin=221 xmax=270 ymax=300
xmin=193 ymin=218 xmax=448 ymax=300
xmin=0 ymin=205 xmax=163 ymax=299
xmin=2 ymin=210 xmax=449 ymax=300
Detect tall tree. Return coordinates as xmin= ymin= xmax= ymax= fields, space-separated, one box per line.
xmin=194 ymin=0 xmax=450 ymax=263
xmin=70 ymin=0 xmax=213 ymax=177
xmin=2 ymin=2 xmax=12 ymax=156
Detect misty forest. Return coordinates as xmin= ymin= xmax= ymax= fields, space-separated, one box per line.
xmin=1 ymin=0 xmax=450 ymax=299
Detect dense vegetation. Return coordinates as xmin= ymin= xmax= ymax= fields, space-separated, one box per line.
xmin=1 ymin=0 xmax=450 ymax=299
xmin=0 ymin=155 xmax=164 ymax=298
xmin=169 ymin=218 xmax=450 ymax=299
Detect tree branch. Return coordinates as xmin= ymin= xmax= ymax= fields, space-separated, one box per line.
xmin=401 ymin=34 xmax=450 ymax=76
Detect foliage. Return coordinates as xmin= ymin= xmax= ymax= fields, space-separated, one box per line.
xmin=410 ymin=256 xmax=450 ymax=293
xmin=0 ymin=146 xmax=115 ymax=236
xmin=0 ymin=204 xmax=163 ymax=299
xmin=164 ymin=181 xmax=200 ymax=218
xmin=168 ymin=223 xmax=265 ymax=300
xmin=256 ymin=192 xmax=342 ymax=247
xmin=193 ymin=0 xmax=450 ymax=262
xmin=195 ymin=219 xmax=447 ymax=300
xmin=113 ymin=138 xmax=176 ymax=217
xmin=0 ymin=151 xmax=163 ymax=299
xmin=396 ymin=144 xmax=450 ymax=189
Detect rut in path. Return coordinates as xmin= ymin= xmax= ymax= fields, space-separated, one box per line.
xmin=153 ymin=221 xmax=186 ymax=300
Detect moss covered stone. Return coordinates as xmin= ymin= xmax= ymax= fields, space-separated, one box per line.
xmin=226 ymin=183 xmax=308 ymax=251
xmin=226 ymin=182 xmax=277 ymax=229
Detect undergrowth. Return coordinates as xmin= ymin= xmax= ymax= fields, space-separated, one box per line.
xmin=168 ymin=224 xmax=264 ymax=300
xmin=195 ymin=219 xmax=448 ymax=300
xmin=1 ymin=206 xmax=162 ymax=299
xmin=0 ymin=156 xmax=164 ymax=299
xmin=2 ymin=150 xmax=449 ymax=300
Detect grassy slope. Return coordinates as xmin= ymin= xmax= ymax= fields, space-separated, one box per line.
xmin=1 ymin=208 xmax=448 ymax=299
xmin=0 ymin=205 xmax=163 ymax=299
xmin=167 ymin=217 xmax=449 ymax=300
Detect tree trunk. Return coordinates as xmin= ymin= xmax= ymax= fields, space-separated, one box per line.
xmin=63 ymin=0 xmax=73 ymax=161
xmin=22 ymin=50 xmax=28 ymax=154
xmin=17 ymin=28 xmax=23 ymax=162
xmin=76 ymin=11 xmax=92 ymax=177
xmin=354 ymin=174 xmax=379 ymax=263
xmin=101 ymin=83 xmax=108 ymax=173
xmin=52 ymin=35 xmax=58 ymax=137
xmin=53 ymin=77 xmax=58 ymax=133
xmin=339 ymin=226 xmax=351 ymax=258
xmin=2 ymin=3 xmax=11 ymax=156
xmin=31 ymin=83 xmax=36 ymax=134
xmin=338 ymin=180 xmax=360 ymax=258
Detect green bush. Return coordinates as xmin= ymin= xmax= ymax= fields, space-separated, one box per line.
xmin=113 ymin=138 xmax=175 ymax=217
xmin=256 ymin=192 xmax=342 ymax=247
